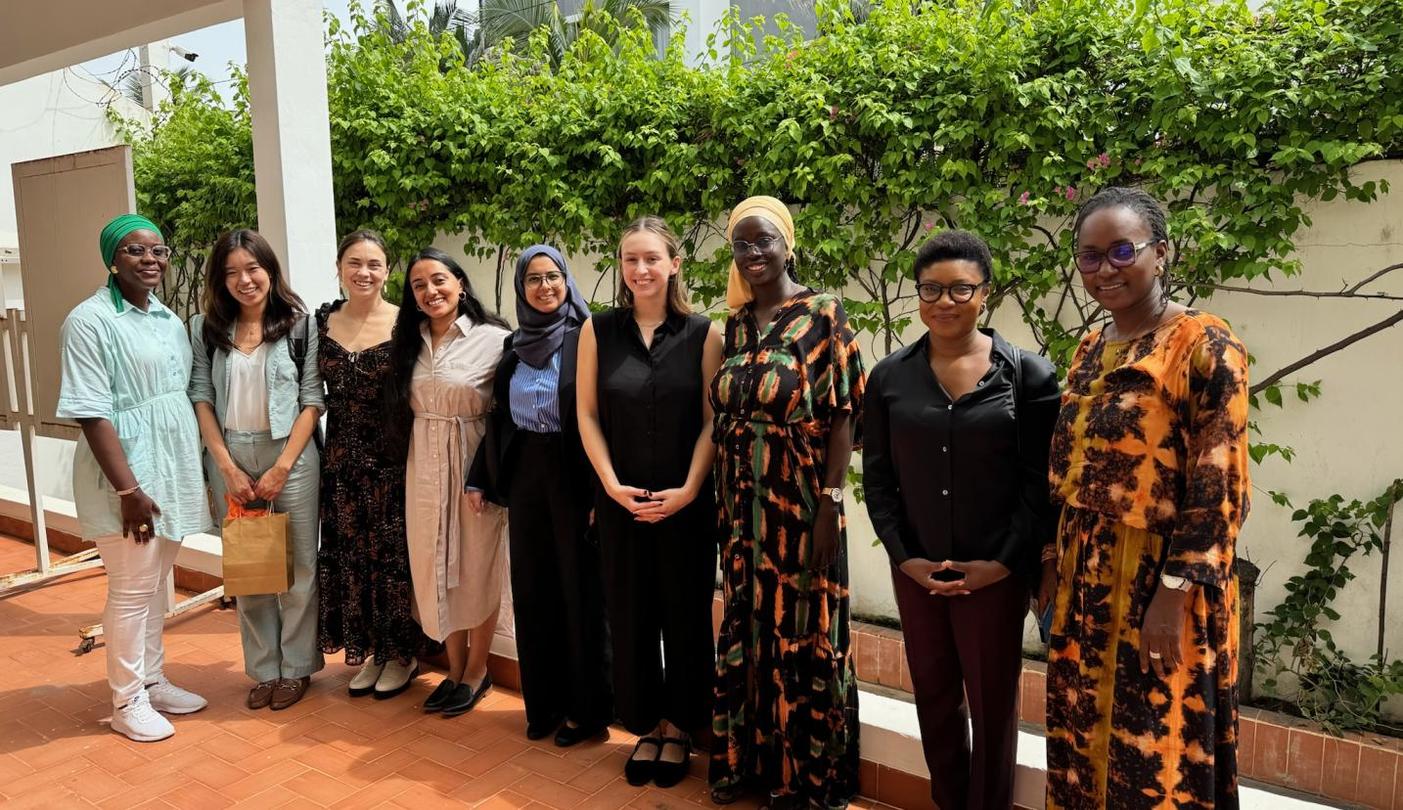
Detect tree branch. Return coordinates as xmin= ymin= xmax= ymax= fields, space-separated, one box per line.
xmin=1347 ymin=262 xmax=1403 ymax=294
xmin=1251 ymin=308 xmax=1403 ymax=395
xmin=1205 ymin=283 xmax=1403 ymax=302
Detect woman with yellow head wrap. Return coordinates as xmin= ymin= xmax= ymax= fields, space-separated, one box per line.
xmin=56 ymin=213 xmax=212 ymax=742
xmin=708 ymin=196 xmax=866 ymax=809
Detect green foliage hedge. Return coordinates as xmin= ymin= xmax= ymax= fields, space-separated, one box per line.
xmin=119 ymin=0 xmax=1401 ymax=359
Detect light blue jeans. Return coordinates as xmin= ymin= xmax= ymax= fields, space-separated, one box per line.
xmin=209 ymin=430 xmax=324 ymax=682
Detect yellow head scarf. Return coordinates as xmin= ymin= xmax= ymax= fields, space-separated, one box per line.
xmin=725 ymin=196 xmax=795 ymax=309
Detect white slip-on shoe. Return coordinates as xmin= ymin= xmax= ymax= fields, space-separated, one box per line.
xmin=111 ymin=692 xmax=175 ymax=742
xmin=373 ymin=657 xmax=418 ymax=700
xmin=348 ymin=657 xmax=384 ymax=697
xmin=145 ymin=677 xmax=208 ymax=714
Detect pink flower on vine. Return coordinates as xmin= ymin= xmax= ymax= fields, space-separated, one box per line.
xmin=1018 ymin=190 xmax=1030 ymax=205
xmin=924 ymin=221 xmax=935 ymax=231
xmin=1064 ymin=186 xmax=1078 ymax=200
xmin=829 ymin=105 xmax=839 ymax=121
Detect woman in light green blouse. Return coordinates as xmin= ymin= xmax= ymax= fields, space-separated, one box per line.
xmin=56 ymin=214 xmax=212 ymax=743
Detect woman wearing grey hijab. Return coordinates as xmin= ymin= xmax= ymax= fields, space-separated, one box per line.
xmin=466 ymin=245 xmax=613 ymax=745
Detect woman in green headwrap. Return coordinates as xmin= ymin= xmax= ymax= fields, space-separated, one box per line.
xmin=56 ymin=214 xmax=213 ymax=743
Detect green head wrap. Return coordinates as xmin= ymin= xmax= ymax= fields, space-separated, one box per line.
xmin=99 ymin=213 xmax=164 ymax=312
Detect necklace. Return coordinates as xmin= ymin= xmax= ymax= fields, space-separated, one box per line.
xmin=236 ymin=319 xmax=263 ymax=350
xmin=1106 ymin=298 xmax=1170 ymax=342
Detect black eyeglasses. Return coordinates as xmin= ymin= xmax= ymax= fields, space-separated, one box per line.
xmin=730 ymin=236 xmax=782 ymax=255
xmin=916 ymin=282 xmax=985 ymax=304
xmin=1073 ymin=240 xmax=1152 ymax=274
xmin=119 ymin=244 xmax=173 ymax=260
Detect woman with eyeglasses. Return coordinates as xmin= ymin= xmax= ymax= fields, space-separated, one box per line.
xmin=1044 ymin=187 xmax=1250 ymax=809
xmin=708 ymin=196 xmax=866 ymax=810
xmin=57 ymin=214 xmax=213 ymax=741
xmin=863 ymin=229 xmax=1059 ymax=809
xmin=466 ymin=245 xmax=611 ymax=745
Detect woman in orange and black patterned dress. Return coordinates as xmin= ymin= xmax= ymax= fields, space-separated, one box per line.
xmin=708 ymin=196 xmax=866 ymax=810
xmin=1046 ymin=187 xmax=1251 ymax=809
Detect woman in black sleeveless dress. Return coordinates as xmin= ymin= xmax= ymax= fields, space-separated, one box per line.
xmin=577 ymin=217 xmax=723 ymax=788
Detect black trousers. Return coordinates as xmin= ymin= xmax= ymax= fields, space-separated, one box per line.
xmin=507 ymin=432 xmax=612 ymax=730
xmin=598 ymin=494 xmax=717 ymax=736
xmin=892 ymin=568 xmax=1027 ymax=810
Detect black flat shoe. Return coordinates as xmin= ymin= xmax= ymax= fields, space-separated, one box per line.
xmin=710 ymin=784 xmax=743 ymax=805
xmin=554 ymin=720 xmax=606 ymax=747
xmin=423 ymin=679 xmax=457 ymax=713
xmin=652 ymin=735 xmax=692 ymax=789
xmin=765 ymin=792 xmax=805 ymax=810
xmin=526 ymin=715 xmax=563 ymax=740
xmin=624 ymin=736 xmax=661 ymax=786
xmin=441 ymin=673 xmax=493 ymax=718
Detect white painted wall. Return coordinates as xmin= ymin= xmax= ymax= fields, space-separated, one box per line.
xmin=0 ymin=68 xmax=149 ymax=305
xmin=429 ymin=163 xmax=1403 ymax=692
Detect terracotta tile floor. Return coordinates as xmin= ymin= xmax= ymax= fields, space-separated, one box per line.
xmin=0 ymin=536 xmax=896 ymax=810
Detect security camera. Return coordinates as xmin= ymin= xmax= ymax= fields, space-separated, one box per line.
xmin=170 ymin=45 xmax=199 ymax=62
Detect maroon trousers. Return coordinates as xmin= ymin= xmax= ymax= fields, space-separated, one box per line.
xmin=891 ymin=568 xmax=1027 ymax=810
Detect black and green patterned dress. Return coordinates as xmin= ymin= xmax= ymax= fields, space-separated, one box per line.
xmin=708 ymin=289 xmax=866 ymax=808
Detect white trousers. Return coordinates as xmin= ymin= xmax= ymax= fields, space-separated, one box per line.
xmin=92 ymin=533 xmax=182 ymax=707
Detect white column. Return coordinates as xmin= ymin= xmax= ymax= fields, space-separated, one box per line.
xmin=678 ymin=0 xmax=730 ymax=65
xmin=137 ymin=41 xmax=171 ymax=112
xmin=243 ymin=0 xmax=339 ymax=308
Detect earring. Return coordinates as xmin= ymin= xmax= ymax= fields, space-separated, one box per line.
xmin=459 ymin=290 xmax=467 ymax=302
xmin=110 ymin=266 xmax=118 ymax=275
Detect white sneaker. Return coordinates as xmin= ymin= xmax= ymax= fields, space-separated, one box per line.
xmin=145 ymin=677 xmax=208 ymax=714
xmin=111 ymin=692 xmax=174 ymax=742
xmin=349 ymin=657 xmax=384 ymax=697
xmin=373 ymin=657 xmax=418 ymax=700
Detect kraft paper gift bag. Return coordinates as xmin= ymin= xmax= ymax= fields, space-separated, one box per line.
xmin=220 ymin=497 xmax=292 ymax=596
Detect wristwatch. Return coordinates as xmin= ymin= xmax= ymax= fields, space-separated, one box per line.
xmin=1160 ymin=573 xmax=1192 ymax=592
xmin=823 ymin=487 xmax=843 ymax=504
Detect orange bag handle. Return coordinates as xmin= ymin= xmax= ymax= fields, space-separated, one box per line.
xmin=226 ymin=496 xmax=271 ymax=519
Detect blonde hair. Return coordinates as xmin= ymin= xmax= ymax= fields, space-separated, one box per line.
xmin=616 ymin=216 xmax=691 ymax=315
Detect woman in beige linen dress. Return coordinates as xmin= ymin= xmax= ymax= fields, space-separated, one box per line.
xmin=385 ymin=248 xmax=512 ymax=717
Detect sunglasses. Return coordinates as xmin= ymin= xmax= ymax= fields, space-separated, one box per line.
xmin=1073 ymin=240 xmax=1153 ymax=274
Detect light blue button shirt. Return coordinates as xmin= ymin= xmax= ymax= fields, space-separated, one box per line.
xmin=56 ymin=287 xmax=213 ymax=540
xmin=508 ymin=347 xmax=562 ymax=433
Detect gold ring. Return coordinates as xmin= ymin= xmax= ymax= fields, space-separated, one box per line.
xmin=138 ymin=524 xmax=150 ymax=533
xmin=1148 ymin=651 xmax=1163 ymax=660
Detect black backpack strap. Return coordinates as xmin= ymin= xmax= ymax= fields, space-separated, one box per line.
xmin=287 ymin=313 xmax=309 ymax=375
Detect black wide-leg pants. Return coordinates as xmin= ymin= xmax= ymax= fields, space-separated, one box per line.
xmin=507 ymin=432 xmax=612 ymax=730
xmin=598 ymin=493 xmax=717 ymax=737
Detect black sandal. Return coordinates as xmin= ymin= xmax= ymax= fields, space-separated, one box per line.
xmin=624 ymin=736 xmax=662 ymax=786
xmin=652 ymin=735 xmax=692 ymax=788
xmin=710 ymin=783 xmax=743 ymax=805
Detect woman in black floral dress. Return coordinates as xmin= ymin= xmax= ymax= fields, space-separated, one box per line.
xmin=709 ymin=197 xmax=866 ymax=810
xmin=316 ymin=231 xmax=424 ymax=699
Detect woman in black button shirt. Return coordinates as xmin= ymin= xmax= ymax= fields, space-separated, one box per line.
xmin=577 ymin=216 xmax=723 ymax=788
xmin=863 ymin=229 xmax=1060 ymax=810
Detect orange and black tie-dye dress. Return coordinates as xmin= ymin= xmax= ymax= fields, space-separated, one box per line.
xmin=1046 ymin=310 xmax=1251 ymax=810
xmin=708 ymin=290 xmax=866 ymax=808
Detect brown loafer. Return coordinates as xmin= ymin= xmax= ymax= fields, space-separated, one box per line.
xmin=270 ymin=676 xmax=310 ymax=711
xmin=248 ymin=680 xmax=277 ymax=710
